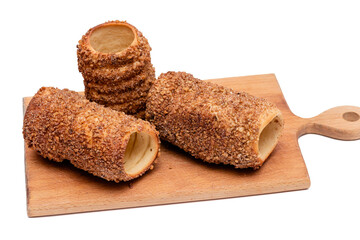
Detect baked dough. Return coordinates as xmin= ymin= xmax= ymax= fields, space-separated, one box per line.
xmin=23 ymin=87 xmax=160 ymax=182
xmin=85 ymin=76 xmax=153 ymax=104
xmin=146 ymin=72 xmax=284 ymax=169
xmin=84 ymin=63 xmax=154 ymax=92
xmin=77 ymin=20 xmax=154 ymax=117
xmin=77 ymin=21 xmax=151 ymax=68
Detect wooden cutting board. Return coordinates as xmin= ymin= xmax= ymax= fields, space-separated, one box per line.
xmin=23 ymin=74 xmax=360 ymax=217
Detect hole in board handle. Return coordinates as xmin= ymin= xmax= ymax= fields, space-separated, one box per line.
xmin=342 ymin=112 xmax=360 ymax=122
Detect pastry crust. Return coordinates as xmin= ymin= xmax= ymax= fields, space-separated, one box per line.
xmin=104 ymin=97 xmax=147 ymax=114
xmin=80 ymin=56 xmax=150 ymax=83
xmin=84 ymin=63 xmax=154 ymax=92
xmin=77 ymin=21 xmax=154 ymax=117
xmin=146 ymin=72 xmax=284 ymax=169
xmin=85 ymin=76 xmax=153 ymax=104
xmin=23 ymin=87 xmax=160 ymax=182
xmin=77 ymin=20 xmax=151 ymax=68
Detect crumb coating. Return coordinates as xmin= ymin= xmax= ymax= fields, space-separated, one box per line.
xmin=84 ymin=63 xmax=154 ymax=92
xmin=23 ymin=87 xmax=160 ymax=182
xmin=146 ymin=72 xmax=282 ymax=169
xmin=77 ymin=20 xmax=151 ymax=68
xmin=77 ymin=20 xmax=154 ymax=117
xmin=85 ymin=74 xmax=154 ymax=104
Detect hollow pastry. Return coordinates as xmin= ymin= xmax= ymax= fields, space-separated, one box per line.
xmin=77 ymin=20 xmax=154 ymax=117
xmin=146 ymin=72 xmax=284 ymax=169
xmin=77 ymin=21 xmax=151 ymax=68
xmin=23 ymin=87 xmax=160 ymax=182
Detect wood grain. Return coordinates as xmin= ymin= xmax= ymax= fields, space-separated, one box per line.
xmin=22 ymin=74 xmax=360 ymax=217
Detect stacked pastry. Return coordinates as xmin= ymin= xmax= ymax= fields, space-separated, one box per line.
xmin=77 ymin=20 xmax=155 ymax=119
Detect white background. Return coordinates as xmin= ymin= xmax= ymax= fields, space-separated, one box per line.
xmin=1 ymin=0 xmax=359 ymax=239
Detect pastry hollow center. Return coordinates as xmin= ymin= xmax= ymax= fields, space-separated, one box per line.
xmin=258 ymin=115 xmax=283 ymax=161
xmin=123 ymin=132 xmax=157 ymax=176
xmin=89 ymin=25 xmax=135 ymax=53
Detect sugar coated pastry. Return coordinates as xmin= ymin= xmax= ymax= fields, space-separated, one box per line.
xmin=23 ymin=87 xmax=160 ymax=182
xmin=77 ymin=20 xmax=154 ymax=117
xmin=146 ymin=72 xmax=284 ymax=169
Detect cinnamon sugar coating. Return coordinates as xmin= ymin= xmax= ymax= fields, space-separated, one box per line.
xmin=85 ymin=75 xmax=153 ymax=104
xmin=146 ymin=72 xmax=282 ymax=169
xmin=77 ymin=20 xmax=154 ymax=117
xmin=77 ymin=20 xmax=151 ymax=68
xmin=103 ymin=97 xmax=147 ymax=116
xmin=80 ymin=57 xmax=150 ymax=83
xmin=84 ymin=63 xmax=154 ymax=92
xmin=23 ymin=87 xmax=160 ymax=182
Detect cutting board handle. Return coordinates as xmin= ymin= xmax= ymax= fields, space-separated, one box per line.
xmin=298 ymin=106 xmax=360 ymax=140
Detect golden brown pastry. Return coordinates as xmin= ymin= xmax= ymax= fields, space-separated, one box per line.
xmin=23 ymin=87 xmax=160 ymax=182
xmin=84 ymin=63 xmax=154 ymax=93
xmin=77 ymin=21 xmax=151 ymax=68
xmin=146 ymin=72 xmax=284 ymax=169
xmin=85 ymin=76 xmax=153 ymax=104
xmin=77 ymin=20 xmax=155 ymax=117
